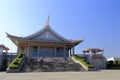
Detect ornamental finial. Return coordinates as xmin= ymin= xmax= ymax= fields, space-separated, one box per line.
xmin=46 ymin=15 xmax=50 ymax=26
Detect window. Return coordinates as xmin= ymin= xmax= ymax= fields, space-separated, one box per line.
xmin=57 ymin=48 xmax=60 ymax=53
xmin=33 ymin=47 xmax=38 ymax=52
xmin=32 ymin=47 xmax=38 ymax=58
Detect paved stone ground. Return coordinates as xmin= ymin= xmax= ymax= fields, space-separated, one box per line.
xmin=0 ymin=70 xmax=120 ymax=80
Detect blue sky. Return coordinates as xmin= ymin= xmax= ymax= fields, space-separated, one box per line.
xmin=0 ymin=0 xmax=120 ymax=58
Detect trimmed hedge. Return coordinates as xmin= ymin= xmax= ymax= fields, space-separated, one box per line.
xmin=72 ymin=55 xmax=94 ymax=68
xmin=8 ymin=53 xmax=25 ymax=69
xmin=107 ymin=60 xmax=120 ymax=69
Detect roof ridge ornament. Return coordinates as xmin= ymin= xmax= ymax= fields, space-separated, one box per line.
xmin=46 ymin=15 xmax=50 ymax=27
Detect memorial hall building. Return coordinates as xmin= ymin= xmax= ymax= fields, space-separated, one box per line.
xmin=6 ymin=17 xmax=83 ymax=60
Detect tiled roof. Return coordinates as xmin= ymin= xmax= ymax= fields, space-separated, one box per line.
xmin=82 ymin=48 xmax=104 ymax=53
xmin=0 ymin=44 xmax=9 ymax=50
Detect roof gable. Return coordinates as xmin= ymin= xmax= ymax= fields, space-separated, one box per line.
xmin=30 ymin=28 xmax=64 ymax=41
xmin=25 ymin=25 xmax=69 ymax=42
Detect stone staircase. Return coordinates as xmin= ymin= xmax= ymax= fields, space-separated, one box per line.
xmin=22 ymin=58 xmax=85 ymax=72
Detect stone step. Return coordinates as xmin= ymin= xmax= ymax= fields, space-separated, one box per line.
xmin=22 ymin=58 xmax=85 ymax=72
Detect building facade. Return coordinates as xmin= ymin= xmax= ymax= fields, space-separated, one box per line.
xmin=0 ymin=45 xmax=9 ymax=70
xmin=82 ymin=48 xmax=106 ymax=69
xmin=6 ymin=17 xmax=83 ymax=60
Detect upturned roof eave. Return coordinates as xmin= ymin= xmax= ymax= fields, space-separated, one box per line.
xmin=6 ymin=32 xmax=23 ymax=46
xmin=6 ymin=33 xmax=70 ymax=44
xmin=6 ymin=32 xmax=83 ymax=47
xmin=71 ymin=40 xmax=83 ymax=46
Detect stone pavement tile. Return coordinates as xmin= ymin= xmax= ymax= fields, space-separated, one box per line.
xmin=0 ymin=70 xmax=120 ymax=80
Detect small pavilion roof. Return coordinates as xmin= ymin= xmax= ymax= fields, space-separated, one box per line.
xmin=0 ymin=44 xmax=9 ymax=50
xmin=82 ymin=48 xmax=104 ymax=53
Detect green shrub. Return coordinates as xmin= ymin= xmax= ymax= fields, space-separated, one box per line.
xmin=13 ymin=62 xmax=19 ymax=65
xmin=17 ymin=53 xmax=24 ymax=58
xmin=118 ymin=61 xmax=120 ymax=64
xmin=72 ymin=55 xmax=94 ymax=68
xmin=107 ymin=60 xmax=120 ymax=69
xmin=9 ymin=64 xmax=19 ymax=69
xmin=8 ymin=53 xmax=25 ymax=69
xmin=108 ymin=61 xmax=113 ymax=65
xmin=16 ymin=59 xmax=19 ymax=61
xmin=88 ymin=65 xmax=94 ymax=68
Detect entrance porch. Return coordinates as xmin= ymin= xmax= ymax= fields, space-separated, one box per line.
xmin=18 ymin=43 xmax=75 ymax=60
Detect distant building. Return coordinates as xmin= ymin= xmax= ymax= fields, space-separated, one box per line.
xmin=6 ymin=16 xmax=83 ymax=60
xmin=107 ymin=57 xmax=120 ymax=61
xmin=81 ymin=48 xmax=106 ymax=69
xmin=0 ymin=45 xmax=9 ymax=70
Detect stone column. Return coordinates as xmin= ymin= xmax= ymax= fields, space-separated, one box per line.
xmin=73 ymin=47 xmax=75 ymax=55
xmin=68 ymin=49 xmax=70 ymax=57
xmin=70 ymin=49 xmax=72 ymax=56
xmin=38 ymin=46 xmax=40 ymax=58
xmin=55 ymin=46 xmax=57 ymax=57
xmin=17 ymin=46 xmax=20 ymax=53
xmin=64 ymin=46 xmax=67 ymax=57
xmin=26 ymin=45 xmax=30 ymax=60
xmin=89 ymin=51 xmax=93 ymax=64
